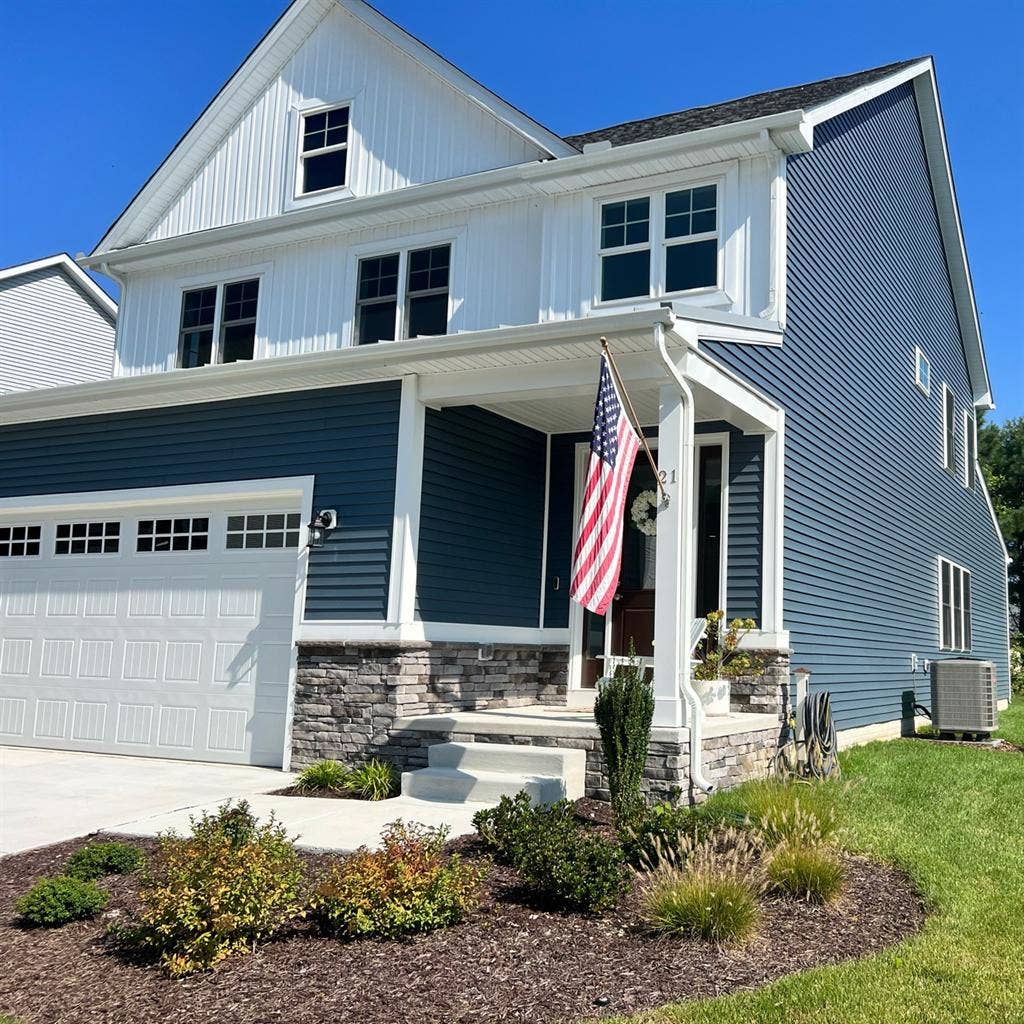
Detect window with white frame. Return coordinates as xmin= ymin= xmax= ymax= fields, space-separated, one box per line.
xmin=939 ymin=558 xmax=971 ymax=651
xmin=55 ymin=521 xmax=120 ymax=555
xmin=963 ymin=411 xmax=977 ymax=490
xmin=914 ymin=346 xmax=931 ymax=395
xmin=226 ymin=513 xmax=301 ymax=550
xmin=0 ymin=524 xmax=41 ymax=557
xmin=178 ymin=279 xmax=259 ymax=368
xmin=137 ymin=518 xmax=209 ymax=552
xmin=598 ymin=184 xmax=718 ymax=303
xmin=941 ymin=383 xmax=956 ymax=474
xmin=355 ymin=243 xmax=451 ymax=345
xmin=298 ymin=105 xmax=349 ymax=195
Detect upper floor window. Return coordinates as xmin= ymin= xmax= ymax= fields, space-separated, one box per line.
xmin=941 ymin=383 xmax=956 ymax=474
xmin=914 ymin=346 xmax=931 ymax=396
xmin=963 ymin=411 xmax=977 ymax=490
xmin=355 ymin=244 xmax=450 ymax=345
xmin=299 ymin=105 xmax=349 ymax=195
xmin=178 ymin=279 xmax=259 ymax=369
xmin=599 ymin=184 xmax=718 ymax=303
xmin=939 ymin=558 xmax=971 ymax=651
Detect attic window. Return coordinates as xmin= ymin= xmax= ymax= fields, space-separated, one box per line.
xmin=299 ymin=105 xmax=349 ymax=195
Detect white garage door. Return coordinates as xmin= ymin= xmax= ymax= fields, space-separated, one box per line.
xmin=0 ymin=491 xmax=304 ymax=766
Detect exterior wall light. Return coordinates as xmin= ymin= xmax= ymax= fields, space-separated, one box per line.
xmin=307 ymin=509 xmax=338 ymax=548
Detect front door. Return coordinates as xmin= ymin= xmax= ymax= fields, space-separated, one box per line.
xmin=576 ymin=442 xmax=726 ymax=688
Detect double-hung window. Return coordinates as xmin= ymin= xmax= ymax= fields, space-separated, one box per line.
xmin=355 ymin=243 xmax=450 ymax=345
xmin=939 ymin=558 xmax=971 ymax=651
xmin=941 ymin=383 xmax=956 ymax=474
xmin=178 ymin=279 xmax=260 ymax=368
xmin=963 ymin=411 xmax=977 ymax=489
xmin=598 ymin=184 xmax=718 ymax=303
xmin=299 ymin=105 xmax=349 ymax=195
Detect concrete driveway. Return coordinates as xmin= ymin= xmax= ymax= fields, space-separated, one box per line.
xmin=0 ymin=746 xmax=293 ymax=855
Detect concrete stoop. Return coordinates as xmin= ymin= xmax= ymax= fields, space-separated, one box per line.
xmin=400 ymin=741 xmax=586 ymax=805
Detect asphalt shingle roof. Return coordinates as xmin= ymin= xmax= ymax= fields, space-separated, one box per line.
xmin=563 ymin=59 xmax=923 ymax=149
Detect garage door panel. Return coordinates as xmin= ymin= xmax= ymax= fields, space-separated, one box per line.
xmin=0 ymin=496 xmax=302 ymax=766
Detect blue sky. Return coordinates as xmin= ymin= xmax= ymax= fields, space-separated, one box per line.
xmin=1 ymin=0 xmax=1020 ymax=420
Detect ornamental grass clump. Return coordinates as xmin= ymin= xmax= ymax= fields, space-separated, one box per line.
xmin=310 ymin=820 xmax=485 ymax=940
xmin=767 ymin=840 xmax=845 ymax=903
xmin=65 ymin=840 xmax=144 ymax=881
xmin=113 ymin=800 xmax=305 ymax=977
xmin=16 ymin=875 xmax=109 ymax=928
xmin=714 ymin=778 xmax=841 ymax=847
xmin=641 ymin=827 xmax=764 ymax=944
xmin=293 ymin=759 xmax=351 ymax=793
xmin=618 ymin=799 xmax=718 ymax=870
xmin=594 ymin=646 xmax=654 ymax=820
xmin=346 ymin=758 xmax=400 ymax=801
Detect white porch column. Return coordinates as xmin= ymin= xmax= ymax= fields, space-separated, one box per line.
xmin=760 ymin=414 xmax=785 ymax=635
xmin=386 ymin=375 xmax=425 ymax=624
xmin=652 ymin=381 xmax=694 ymax=727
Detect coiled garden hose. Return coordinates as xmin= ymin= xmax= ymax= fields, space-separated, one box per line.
xmin=803 ymin=690 xmax=840 ymax=780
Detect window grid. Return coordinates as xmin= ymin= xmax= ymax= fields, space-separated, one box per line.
xmin=179 ymin=279 xmax=259 ymax=368
xmin=226 ymin=513 xmax=302 ymax=550
xmin=137 ymin=517 xmax=210 ymax=553
xmin=299 ymin=105 xmax=350 ymax=196
xmin=178 ymin=286 xmax=217 ymax=369
xmin=55 ymin=521 xmax=120 ymax=555
xmin=939 ymin=558 xmax=972 ymax=652
xmin=0 ymin=524 xmax=41 ymax=557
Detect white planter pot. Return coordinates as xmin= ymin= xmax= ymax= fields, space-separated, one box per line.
xmin=694 ymin=678 xmax=731 ymax=716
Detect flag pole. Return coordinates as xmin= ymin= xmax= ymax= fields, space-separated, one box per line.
xmin=600 ymin=336 xmax=668 ymax=505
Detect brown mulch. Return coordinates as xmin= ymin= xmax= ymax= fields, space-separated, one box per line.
xmin=915 ymin=735 xmax=1023 ymax=754
xmin=0 ymin=824 xmax=926 ymax=1024
xmin=268 ymin=785 xmax=360 ymax=799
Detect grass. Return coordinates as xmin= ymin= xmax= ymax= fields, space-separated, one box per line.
xmin=765 ymin=841 xmax=845 ymax=903
xmin=642 ymin=867 xmax=761 ymax=944
xmin=613 ymin=700 xmax=1024 ymax=1024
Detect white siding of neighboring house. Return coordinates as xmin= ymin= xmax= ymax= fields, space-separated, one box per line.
xmin=0 ymin=268 xmax=115 ymax=393
xmin=144 ymin=4 xmax=547 ymax=243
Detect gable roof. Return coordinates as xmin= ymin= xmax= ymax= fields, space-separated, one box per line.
xmin=0 ymin=254 xmax=117 ymax=321
xmin=563 ymin=59 xmax=922 ymax=148
xmin=94 ymin=0 xmax=575 ymax=254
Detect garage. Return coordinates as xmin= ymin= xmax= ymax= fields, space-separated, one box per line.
xmin=0 ymin=480 xmax=310 ymax=767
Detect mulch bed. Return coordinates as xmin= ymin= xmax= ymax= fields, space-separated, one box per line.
xmin=0 ymin=814 xmax=926 ymax=1024
xmin=267 ymin=785 xmax=361 ymax=799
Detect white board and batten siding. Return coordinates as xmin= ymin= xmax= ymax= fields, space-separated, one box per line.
xmin=0 ymin=482 xmax=312 ymax=767
xmin=0 ymin=262 xmax=116 ymax=393
xmin=145 ymin=3 xmax=547 ymax=242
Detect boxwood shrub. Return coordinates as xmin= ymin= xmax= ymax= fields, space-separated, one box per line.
xmin=16 ymin=875 xmax=109 ymax=927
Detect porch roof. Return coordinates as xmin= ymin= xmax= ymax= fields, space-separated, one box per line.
xmin=0 ymin=307 xmax=781 ymax=435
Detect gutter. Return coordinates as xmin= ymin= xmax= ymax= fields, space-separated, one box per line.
xmin=654 ymin=319 xmax=716 ymax=795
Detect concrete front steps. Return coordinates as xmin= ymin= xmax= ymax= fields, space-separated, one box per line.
xmin=400 ymin=741 xmax=586 ymax=805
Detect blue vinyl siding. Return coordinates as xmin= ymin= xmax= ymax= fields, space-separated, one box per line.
xmin=417 ymin=405 xmax=546 ymax=626
xmin=703 ymin=83 xmax=1010 ymax=726
xmin=542 ymin=423 xmax=763 ymax=628
xmin=0 ymin=382 xmax=401 ymax=620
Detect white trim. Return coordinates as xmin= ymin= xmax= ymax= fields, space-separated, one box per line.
xmin=693 ymin=432 xmax=730 ymax=618
xmin=295 ymin=620 xmax=570 ymax=645
xmin=283 ymin=479 xmax=316 ymax=770
xmin=914 ymin=345 xmax=931 ymax=396
xmin=978 ymin=470 xmax=1012 ymax=563
xmin=940 ymin=381 xmax=955 ymax=472
xmin=962 ymin=408 xmax=977 ymax=490
xmin=566 ymin=440 xmax=592 ymax=692
xmin=761 ymin=415 xmax=785 ymax=634
xmin=292 ymin=99 xmax=354 ymax=203
xmin=538 ymin=433 xmax=551 ymax=628
xmin=937 ymin=555 xmax=972 ymax=653
xmin=386 ymin=376 xmax=425 ymax=624
xmin=804 ymin=59 xmax=932 ymax=129
xmin=0 ymin=253 xmax=117 ymax=320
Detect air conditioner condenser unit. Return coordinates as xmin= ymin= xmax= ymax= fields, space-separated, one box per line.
xmin=929 ymin=659 xmax=998 ymax=734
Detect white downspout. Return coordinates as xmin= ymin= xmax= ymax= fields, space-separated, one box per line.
xmin=655 ymin=320 xmax=716 ymax=795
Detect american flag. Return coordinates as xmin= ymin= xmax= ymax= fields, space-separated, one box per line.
xmin=570 ymin=356 xmax=641 ymax=615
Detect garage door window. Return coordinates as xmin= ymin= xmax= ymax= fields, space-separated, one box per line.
xmin=137 ymin=517 xmax=209 ymax=552
xmin=226 ymin=513 xmax=301 ymax=549
xmin=55 ymin=521 xmax=121 ymax=555
xmin=0 ymin=524 xmax=41 ymax=557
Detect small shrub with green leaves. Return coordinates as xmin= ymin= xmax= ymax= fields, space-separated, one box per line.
xmin=16 ymin=875 xmax=108 ymax=927
xmin=294 ymin=759 xmax=351 ymax=793
xmin=346 ymin=758 xmax=400 ymax=801
xmin=641 ymin=827 xmax=763 ymax=943
xmin=310 ymin=820 xmax=485 ymax=940
xmin=594 ymin=647 xmax=654 ymax=819
xmin=65 ymin=840 xmax=144 ymax=881
xmin=113 ymin=800 xmax=304 ymax=977
xmin=472 ymin=791 xmax=536 ymax=864
xmin=767 ymin=840 xmax=845 ymax=903
xmin=617 ymin=799 xmax=718 ymax=870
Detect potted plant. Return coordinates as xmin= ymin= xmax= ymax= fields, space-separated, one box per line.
xmin=692 ymin=611 xmax=765 ymax=715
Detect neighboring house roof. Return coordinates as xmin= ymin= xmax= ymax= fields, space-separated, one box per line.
xmin=0 ymin=254 xmax=117 ymax=321
xmin=93 ymin=0 xmax=575 ymax=254
xmin=563 ymin=59 xmax=922 ymax=148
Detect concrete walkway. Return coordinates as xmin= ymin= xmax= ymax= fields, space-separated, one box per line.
xmin=0 ymin=746 xmax=293 ymax=855
xmin=111 ymin=792 xmax=487 ymax=853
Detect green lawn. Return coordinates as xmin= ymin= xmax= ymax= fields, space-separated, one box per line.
xmin=617 ymin=700 xmax=1024 ymax=1024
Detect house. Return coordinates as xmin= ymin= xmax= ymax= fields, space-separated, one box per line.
xmin=0 ymin=254 xmax=117 ymax=393
xmin=0 ymin=0 xmax=1010 ymax=801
